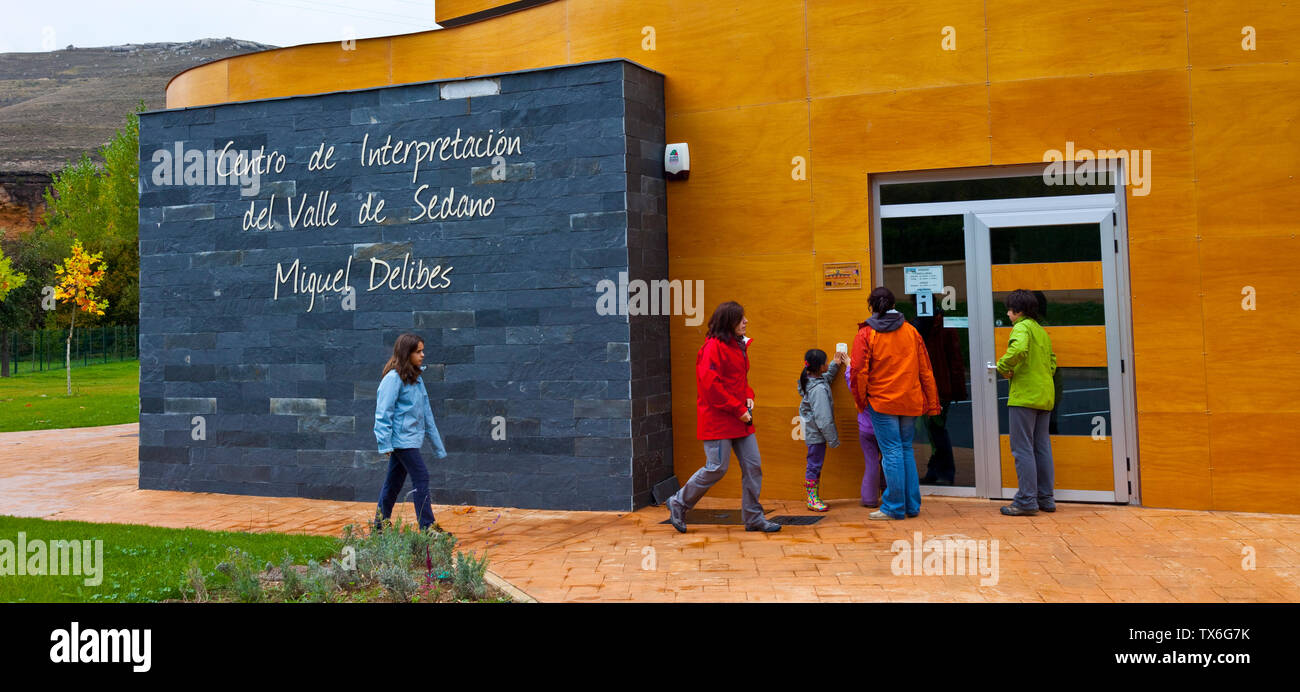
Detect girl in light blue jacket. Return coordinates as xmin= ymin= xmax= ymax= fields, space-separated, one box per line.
xmin=373 ymin=332 xmax=447 ymax=532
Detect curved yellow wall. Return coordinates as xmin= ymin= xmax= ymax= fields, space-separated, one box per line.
xmin=166 ymin=0 xmax=1300 ymax=514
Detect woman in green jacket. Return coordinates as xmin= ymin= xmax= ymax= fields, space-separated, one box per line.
xmin=996 ymin=289 xmax=1058 ymax=516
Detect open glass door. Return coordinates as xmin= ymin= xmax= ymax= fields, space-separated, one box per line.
xmin=965 ymin=207 xmax=1131 ymax=502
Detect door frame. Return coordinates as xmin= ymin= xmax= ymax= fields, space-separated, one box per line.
xmin=869 ymin=162 xmax=1140 ymax=505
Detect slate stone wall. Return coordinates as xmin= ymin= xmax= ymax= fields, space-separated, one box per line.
xmin=137 ymin=59 xmax=670 ymax=511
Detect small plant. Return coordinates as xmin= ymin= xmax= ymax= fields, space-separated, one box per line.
xmin=377 ymin=563 xmax=419 ymax=602
xmin=430 ymin=531 xmax=458 ymax=578
xmin=181 ymin=560 xmax=208 ymax=603
xmin=302 ymin=559 xmax=339 ymax=603
xmin=214 ymin=547 xmax=262 ymax=603
xmin=279 ymin=552 xmax=306 ymax=601
xmin=452 ymin=550 xmax=489 ymax=601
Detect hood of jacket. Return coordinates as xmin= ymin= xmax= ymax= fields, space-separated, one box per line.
xmin=866 ymin=309 xmax=904 ymax=332
xmin=799 ymin=372 xmax=829 ymax=398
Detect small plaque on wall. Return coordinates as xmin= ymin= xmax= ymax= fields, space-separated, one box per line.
xmin=823 ymin=262 xmax=862 ymax=290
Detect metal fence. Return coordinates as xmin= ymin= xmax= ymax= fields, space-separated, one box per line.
xmin=5 ymin=325 xmax=139 ymax=374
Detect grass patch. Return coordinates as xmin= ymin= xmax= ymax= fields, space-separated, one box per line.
xmin=0 ymin=515 xmax=340 ymax=603
xmin=0 ymin=516 xmax=511 ymax=604
xmin=0 ymin=360 xmax=139 ymax=432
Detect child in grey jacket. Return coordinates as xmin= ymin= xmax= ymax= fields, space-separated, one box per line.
xmin=799 ymin=348 xmax=845 ymax=511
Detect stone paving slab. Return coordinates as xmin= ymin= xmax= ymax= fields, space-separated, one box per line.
xmin=2 ymin=424 xmax=1299 ymax=602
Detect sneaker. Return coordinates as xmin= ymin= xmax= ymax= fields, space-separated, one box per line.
xmin=1000 ymin=504 xmax=1038 ymax=516
xmin=1038 ymin=504 xmax=1057 ymax=513
xmin=666 ymin=498 xmax=687 ymax=533
xmin=745 ymin=519 xmax=782 ymax=532
xmin=868 ymin=510 xmax=901 ymax=521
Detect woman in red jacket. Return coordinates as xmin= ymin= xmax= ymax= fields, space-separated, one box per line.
xmin=665 ymin=301 xmax=782 ymax=533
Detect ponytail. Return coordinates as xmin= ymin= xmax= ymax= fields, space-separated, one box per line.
xmin=798 ymin=348 xmax=828 ymax=395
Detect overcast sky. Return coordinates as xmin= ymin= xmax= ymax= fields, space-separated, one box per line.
xmin=0 ymin=0 xmax=443 ymax=53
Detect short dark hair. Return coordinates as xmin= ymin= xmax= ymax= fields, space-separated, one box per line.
xmin=868 ymin=286 xmax=895 ymax=315
xmin=1005 ymin=289 xmax=1041 ymax=321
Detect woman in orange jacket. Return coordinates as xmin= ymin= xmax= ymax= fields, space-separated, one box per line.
xmin=849 ymin=287 xmax=941 ymax=520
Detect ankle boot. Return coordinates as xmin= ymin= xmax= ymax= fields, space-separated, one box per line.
xmin=805 ymin=478 xmax=829 ymax=512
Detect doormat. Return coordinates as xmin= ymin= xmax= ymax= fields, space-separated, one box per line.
xmin=770 ymin=515 xmax=825 ymax=526
xmin=659 ymin=507 xmax=774 ymax=525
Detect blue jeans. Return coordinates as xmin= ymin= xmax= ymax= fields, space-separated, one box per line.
xmin=867 ymin=404 xmax=921 ymax=519
xmin=377 ymin=448 xmax=436 ymax=530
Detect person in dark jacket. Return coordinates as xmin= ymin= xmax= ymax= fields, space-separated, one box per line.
xmin=915 ymin=304 xmax=966 ymax=485
xmin=666 ymin=301 xmax=781 ymax=533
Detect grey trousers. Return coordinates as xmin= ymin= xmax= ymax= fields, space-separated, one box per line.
xmin=1008 ymin=406 xmax=1055 ymax=510
xmin=670 ymin=434 xmax=765 ymax=527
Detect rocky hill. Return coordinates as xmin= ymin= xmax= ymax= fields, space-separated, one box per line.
xmin=0 ymin=38 xmax=275 ymax=236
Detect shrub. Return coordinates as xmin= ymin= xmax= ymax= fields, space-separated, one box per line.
xmin=181 ymin=560 xmax=208 ymax=603
xmin=214 ymin=547 xmax=262 ymax=603
xmin=279 ymin=552 xmax=306 ymax=601
xmin=377 ymin=563 xmax=419 ymax=602
xmin=452 ymin=550 xmax=489 ymax=601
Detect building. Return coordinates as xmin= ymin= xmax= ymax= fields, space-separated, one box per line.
xmin=147 ymin=0 xmax=1300 ymax=514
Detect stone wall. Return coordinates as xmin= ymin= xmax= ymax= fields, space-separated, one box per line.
xmin=137 ymin=59 xmax=670 ymax=511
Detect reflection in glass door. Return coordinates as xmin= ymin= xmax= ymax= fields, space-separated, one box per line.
xmin=879 ymin=215 xmax=975 ymax=494
xmin=965 ymin=208 xmax=1131 ymax=502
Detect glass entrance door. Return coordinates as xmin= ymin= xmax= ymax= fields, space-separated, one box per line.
xmin=965 ymin=207 xmax=1131 ymax=502
xmin=873 ymin=165 xmax=1137 ymax=504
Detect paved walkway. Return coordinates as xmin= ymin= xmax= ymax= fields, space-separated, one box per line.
xmin=2 ymin=424 xmax=1298 ymax=602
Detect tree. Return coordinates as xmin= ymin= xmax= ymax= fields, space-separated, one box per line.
xmin=37 ymin=104 xmax=140 ymax=327
xmin=53 ymin=240 xmax=108 ymax=395
xmin=0 ymin=227 xmax=57 ymax=377
xmin=0 ymin=247 xmax=27 ymax=301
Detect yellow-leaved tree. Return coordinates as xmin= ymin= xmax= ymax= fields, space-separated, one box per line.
xmin=53 ymin=240 xmax=108 ymax=395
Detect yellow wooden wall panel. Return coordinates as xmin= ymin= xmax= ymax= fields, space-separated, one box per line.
xmin=991 ymin=262 xmax=1103 ymax=293
xmin=668 ymin=253 xmax=817 ymax=493
xmin=1187 ymin=0 xmax=1300 ymax=67
xmin=809 ymin=95 xmax=872 ymax=254
xmin=665 ymin=102 xmax=811 ymax=259
xmin=1210 ymin=413 xmax=1300 ymax=513
xmin=567 ymin=0 xmax=672 ymax=79
xmin=860 ymin=84 xmax=991 ymax=173
xmin=1128 ymin=238 xmax=1208 ymax=413
xmin=226 ymin=38 xmax=393 ymax=102
xmin=1191 ymin=63 xmax=1300 ymax=239
xmin=575 ymin=0 xmax=805 ymax=114
xmin=165 ymin=61 xmax=229 ymax=109
xmin=994 ymin=325 xmax=1106 ymax=368
xmin=391 ymin=3 xmax=567 ymax=85
xmin=989 ymin=71 xmax=1195 ymax=245
xmin=436 ymin=0 xmax=516 ymax=24
xmin=1199 ymin=236 xmax=1300 ymax=414
xmin=1136 ymin=412 xmax=1213 ymax=509
xmin=815 ymin=256 xmax=875 ymax=361
xmin=1000 ymin=435 xmax=1115 ymax=491
xmin=806 ymin=0 xmax=986 ymax=98
xmin=986 ymin=0 xmax=1187 ymax=82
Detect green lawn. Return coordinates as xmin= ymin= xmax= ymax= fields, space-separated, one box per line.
xmin=0 ymin=360 xmax=139 ymax=432
xmin=0 ymin=515 xmax=342 ymax=603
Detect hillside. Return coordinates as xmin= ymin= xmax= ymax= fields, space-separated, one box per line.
xmin=0 ymin=39 xmax=274 ymax=236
